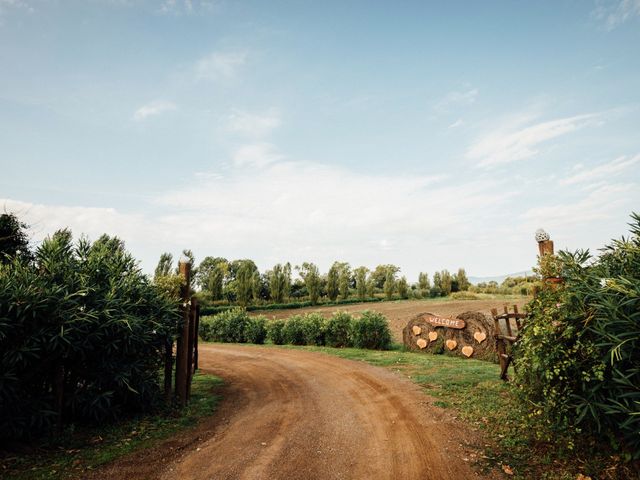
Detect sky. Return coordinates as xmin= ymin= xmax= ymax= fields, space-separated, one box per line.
xmin=1 ymin=0 xmax=639 ymax=281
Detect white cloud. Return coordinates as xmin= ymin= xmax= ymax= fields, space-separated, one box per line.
xmin=0 ymin=0 xmax=34 ymax=23
xmin=467 ymin=113 xmax=599 ymax=168
xmin=226 ymin=109 xmax=281 ymax=137
xmin=521 ymin=183 xmax=634 ymax=229
xmin=158 ymin=0 xmax=216 ymax=15
xmin=195 ymin=51 xmax=246 ymax=81
xmin=232 ymin=143 xmax=285 ymax=168
xmin=448 ymin=119 xmax=464 ymax=129
xmin=133 ymin=100 xmax=177 ymax=121
xmin=434 ymin=88 xmax=478 ymax=112
xmin=592 ymin=0 xmax=640 ymax=30
xmin=559 ymin=154 xmax=640 ymax=186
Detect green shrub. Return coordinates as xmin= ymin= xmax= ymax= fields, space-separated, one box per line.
xmin=200 ymin=308 xmax=250 ymax=343
xmin=0 ymin=230 xmax=178 ymax=440
xmin=450 ymin=291 xmax=479 ymax=300
xmin=266 ymin=319 xmax=286 ymax=345
xmin=282 ymin=315 xmax=306 ymax=345
xmin=324 ymin=311 xmax=353 ymax=347
xmin=516 ymin=212 xmax=640 ymax=458
xmin=301 ymin=313 xmax=325 ymax=345
xmin=350 ymin=310 xmax=392 ymax=350
xmin=244 ymin=316 xmax=267 ymax=344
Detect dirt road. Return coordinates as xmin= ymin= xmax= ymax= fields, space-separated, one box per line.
xmin=94 ymin=344 xmax=489 ymax=480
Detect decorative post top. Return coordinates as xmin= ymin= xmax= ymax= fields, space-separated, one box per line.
xmin=535 ymin=228 xmax=554 ymax=256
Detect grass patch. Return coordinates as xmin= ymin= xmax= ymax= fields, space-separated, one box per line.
xmin=1 ymin=373 xmax=223 ymax=480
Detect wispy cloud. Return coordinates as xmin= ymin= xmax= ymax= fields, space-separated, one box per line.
xmin=448 ymin=118 xmax=464 ymax=129
xmin=467 ymin=113 xmax=599 ymax=168
xmin=592 ymin=0 xmax=640 ymax=30
xmin=434 ymin=88 xmax=478 ymax=112
xmin=133 ymin=100 xmax=177 ymax=121
xmin=158 ymin=0 xmax=217 ymax=15
xmin=195 ymin=51 xmax=246 ymax=81
xmin=559 ymin=154 xmax=640 ymax=186
xmin=226 ymin=109 xmax=281 ymax=137
xmin=232 ymin=143 xmax=285 ymax=168
xmin=0 ymin=0 xmax=34 ymax=23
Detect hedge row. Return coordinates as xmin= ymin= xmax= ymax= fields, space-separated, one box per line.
xmin=199 ymin=296 xmax=384 ymax=316
xmin=200 ymin=309 xmax=392 ymax=350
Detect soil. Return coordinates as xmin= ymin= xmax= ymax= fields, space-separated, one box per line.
xmin=90 ymin=344 xmax=497 ymax=480
xmin=253 ymin=298 xmax=528 ymax=342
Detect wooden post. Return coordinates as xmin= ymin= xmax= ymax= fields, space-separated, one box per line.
xmin=194 ymin=303 xmax=200 ymax=371
xmin=538 ymin=239 xmax=554 ymax=256
xmin=54 ymin=363 xmax=65 ymax=433
xmin=186 ymin=296 xmax=197 ymax=401
xmin=164 ymin=337 xmax=173 ymax=405
xmin=175 ymin=260 xmax=191 ymax=407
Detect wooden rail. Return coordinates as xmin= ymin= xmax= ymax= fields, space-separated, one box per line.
xmin=492 ymin=305 xmax=527 ymax=381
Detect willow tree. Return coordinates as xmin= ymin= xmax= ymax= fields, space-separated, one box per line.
xmin=197 ymin=257 xmax=229 ymax=300
xmin=383 ymin=270 xmax=396 ymax=300
xmin=154 ymin=253 xmax=174 ymax=280
xmin=354 ymin=266 xmax=369 ymax=301
xmin=298 ymin=262 xmax=321 ymax=305
xmin=418 ymin=272 xmax=430 ymax=297
xmin=268 ymin=262 xmax=291 ymax=303
xmin=397 ymin=276 xmax=409 ymax=299
xmin=456 ymin=268 xmax=470 ymax=291
xmin=327 ymin=263 xmax=340 ymax=301
xmin=338 ymin=263 xmax=351 ymax=300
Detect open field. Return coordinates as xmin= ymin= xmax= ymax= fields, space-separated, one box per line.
xmin=252 ymin=296 xmax=529 ymax=342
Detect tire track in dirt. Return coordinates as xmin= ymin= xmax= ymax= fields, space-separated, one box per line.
xmin=157 ymin=344 xmax=488 ymax=480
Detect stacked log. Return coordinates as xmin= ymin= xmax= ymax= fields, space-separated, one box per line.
xmin=402 ymin=311 xmax=496 ymax=361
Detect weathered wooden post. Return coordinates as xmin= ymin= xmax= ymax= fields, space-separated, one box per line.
xmin=535 ymin=228 xmax=554 ymax=257
xmin=186 ymin=296 xmax=197 ymax=401
xmin=194 ymin=303 xmax=200 ymax=371
xmin=175 ymin=258 xmax=191 ymax=406
xmin=164 ymin=337 xmax=173 ymax=405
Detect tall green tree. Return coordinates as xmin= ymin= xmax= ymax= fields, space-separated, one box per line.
xmin=154 ymin=252 xmax=174 ymax=280
xmin=326 ymin=263 xmax=340 ymax=301
xmin=197 ymin=257 xmax=229 ymax=300
xmin=267 ymin=262 xmax=292 ymax=303
xmin=235 ymin=261 xmax=255 ymax=306
xmin=354 ymin=266 xmax=369 ymax=300
xmin=298 ymin=262 xmax=321 ymax=305
xmin=383 ymin=270 xmax=396 ymax=300
xmin=440 ymin=269 xmax=452 ymax=296
xmin=431 ymin=271 xmax=443 ymax=297
xmin=397 ymin=276 xmax=409 ymax=299
xmin=418 ymin=272 xmax=430 ymax=298
xmin=0 ymin=213 xmax=31 ymax=264
xmin=456 ymin=268 xmax=470 ymax=291
xmin=339 ymin=263 xmax=351 ymax=300
xmin=371 ymin=264 xmax=400 ymax=289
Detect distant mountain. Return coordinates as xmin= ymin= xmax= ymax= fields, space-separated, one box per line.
xmin=468 ymin=270 xmax=534 ymax=285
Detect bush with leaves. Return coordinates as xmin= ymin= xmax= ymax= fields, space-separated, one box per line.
xmin=0 ymin=230 xmax=178 ymax=441
xmin=244 ymin=315 xmax=267 ymax=344
xmin=515 ymin=212 xmax=640 ymax=458
xmin=350 ymin=310 xmax=392 ymax=350
xmin=266 ymin=319 xmax=286 ymax=345
xmin=199 ymin=308 xmax=250 ymax=343
xmin=324 ymin=311 xmax=354 ymax=347
xmin=282 ymin=315 xmax=306 ymax=345
xmin=301 ymin=313 xmax=326 ymax=346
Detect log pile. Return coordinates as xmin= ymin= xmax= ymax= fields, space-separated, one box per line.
xmin=402 ymin=311 xmax=497 ymax=361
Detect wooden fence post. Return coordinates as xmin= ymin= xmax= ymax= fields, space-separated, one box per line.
xmin=175 ymin=260 xmax=191 ymax=407
xmin=186 ymin=296 xmax=197 ymax=401
xmin=194 ymin=303 xmax=200 ymax=371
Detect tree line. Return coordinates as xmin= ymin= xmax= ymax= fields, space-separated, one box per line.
xmin=154 ymin=253 xmax=471 ymax=307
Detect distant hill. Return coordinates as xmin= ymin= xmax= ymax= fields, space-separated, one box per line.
xmin=468 ymin=270 xmax=534 ymax=285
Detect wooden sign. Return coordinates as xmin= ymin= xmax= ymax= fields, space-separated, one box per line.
xmin=422 ymin=314 xmax=466 ymax=330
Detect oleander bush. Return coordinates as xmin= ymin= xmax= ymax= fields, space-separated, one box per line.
xmin=0 ymin=230 xmax=178 ymax=441
xmin=515 ymin=212 xmax=640 ymax=458
xmin=199 ymin=308 xmax=250 ymax=343
xmin=324 ymin=311 xmax=353 ymax=347
xmin=244 ymin=315 xmax=267 ymax=344
xmin=350 ymin=310 xmax=392 ymax=350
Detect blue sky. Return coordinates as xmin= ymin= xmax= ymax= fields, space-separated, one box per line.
xmin=1 ymin=0 xmax=639 ymax=280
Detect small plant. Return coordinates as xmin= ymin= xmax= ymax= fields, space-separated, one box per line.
xmin=350 ymin=310 xmax=392 ymax=350
xmin=266 ymin=319 xmax=286 ymax=345
xmin=324 ymin=311 xmax=353 ymax=347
